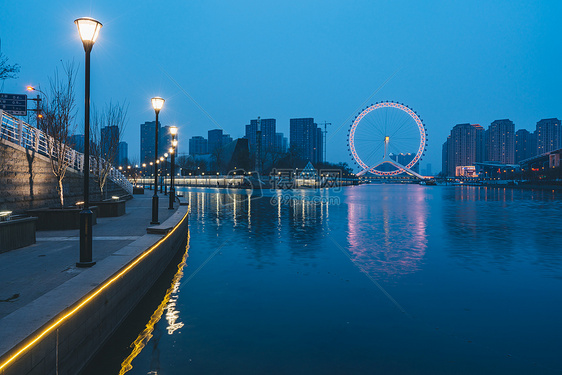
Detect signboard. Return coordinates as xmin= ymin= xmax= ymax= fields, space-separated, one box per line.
xmin=0 ymin=94 xmax=27 ymax=116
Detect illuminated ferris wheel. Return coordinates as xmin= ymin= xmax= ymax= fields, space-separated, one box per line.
xmin=348 ymin=101 xmax=427 ymax=177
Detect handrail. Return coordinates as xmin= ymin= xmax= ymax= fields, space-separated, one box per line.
xmin=0 ymin=109 xmax=133 ymax=195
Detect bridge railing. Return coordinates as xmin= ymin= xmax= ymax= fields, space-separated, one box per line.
xmin=0 ymin=110 xmax=132 ymax=195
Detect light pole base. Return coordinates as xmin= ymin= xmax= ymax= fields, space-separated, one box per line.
xmin=77 ymin=261 xmax=96 ymax=268
xmin=151 ymin=194 xmax=160 ymax=225
xmin=168 ymin=187 xmax=175 ymax=209
xmin=78 ymin=209 xmax=95 ymax=267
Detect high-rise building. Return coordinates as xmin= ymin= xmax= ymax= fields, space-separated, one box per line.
xmin=290 ymin=118 xmax=323 ymax=164
xmin=442 ymin=137 xmax=449 ymax=175
xmin=245 ymin=118 xmax=277 ymax=155
xmin=515 ymin=129 xmax=537 ymax=162
xmin=222 ymin=134 xmax=233 ymax=146
xmin=275 ymin=132 xmax=288 ymax=154
xmin=118 ymin=141 xmax=128 ymax=166
xmin=207 ymin=129 xmax=233 ymax=153
xmin=485 ymin=119 xmax=515 ymax=164
xmin=536 ymin=118 xmax=561 ymax=154
xmin=390 ymin=153 xmax=419 ymax=173
xmin=101 ymin=125 xmax=119 ymax=160
xmin=208 ymin=129 xmax=223 ymax=153
xmin=446 ymin=123 xmax=484 ymax=176
xmin=160 ymin=126 xmax=173 ymax=156
xmin=189 ymin=136 xmax=208 ymax=155
xmin=140 ymin=120 xmax=159 ymax=165
xmin=70 ymin=134 xmax=85 ymax=153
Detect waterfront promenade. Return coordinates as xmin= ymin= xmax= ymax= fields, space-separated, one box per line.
xmin=0 ymin=192 xmax=189 ymax=375
xmin=0 ymin=194 xmax=177 ymax=319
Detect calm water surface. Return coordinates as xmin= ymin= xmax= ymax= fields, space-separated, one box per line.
xmin=84 ymin=184 xmax=562 ymax=375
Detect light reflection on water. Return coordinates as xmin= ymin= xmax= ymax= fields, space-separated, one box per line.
xmin=88 ymin=185 xmax=562 ymax=375
xmin=346 ymin=185 xmax=428 ymax=279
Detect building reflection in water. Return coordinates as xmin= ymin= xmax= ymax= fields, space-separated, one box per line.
xmin=346 ymin=186 xmax=428 ymax=280
xmin=118 ymin=236 xmax=190 ymax=375
xmin=443 ymin=186 xmax=562 ymax=274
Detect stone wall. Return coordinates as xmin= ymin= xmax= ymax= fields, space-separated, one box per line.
xmin=0 ymin=140 xmax=127 ymax=213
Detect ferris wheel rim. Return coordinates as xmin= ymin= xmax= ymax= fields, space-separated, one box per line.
xmin=348 ymin=101 xmax=426 ymax=176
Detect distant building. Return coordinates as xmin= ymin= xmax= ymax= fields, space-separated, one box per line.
xmin=275 ymin=132 xmax=288 ymax=154
xmin=536 ymin=118 xmax=561 ymax=155
xmin=118 ymin=141 xmax=128 ymax=166
xmin=515 ymin=129 xmax=537 ymax=162
xmin=160 ymin=125 xmax=174 ymax=156
xmin=245 ymin=118 xmax=277 ymax=156
xmin=205 ymin=129 xmax=233 ymax=154
xmin=140 ymin=120 xmax=159 ymax=165
xmin=442 ymin=137 xmax=449 ymax=175
xmin=446 ymin=123 xmax=484 ymax=176
xmin=222 ymin=133 xmax=233 ymax=146
xmin=390 ymin=153 xmax=419 ymax=173
xmin=208 ymin=129 xmax=224 ymax=153
xmin=189 ymin=136 xmax=208 ymax=155
xmin=101 ymin=125 xmax=119 ymax=160
xmin=485 ymin=119 xmax=515 ymax=164
xmin=290 ymin=118 xmax=323 ymax=164
xmin=70 ymin=134 xmax=85 ymax=153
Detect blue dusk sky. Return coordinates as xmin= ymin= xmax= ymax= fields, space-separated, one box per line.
xmin=1 ymin=1 xmax=561 ymax=171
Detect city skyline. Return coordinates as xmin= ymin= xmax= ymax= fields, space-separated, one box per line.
xmin=1 ymin=1 xmax=560 ymax=172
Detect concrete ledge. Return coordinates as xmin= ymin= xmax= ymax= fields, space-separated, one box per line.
xmin=0 ymin=205 xmax=189 ymax=375
xmin=0 ymin=217 xmax=38 ymax=253
xmin=26 ymin=207 xmax=98 ymax=230
xmin=146 ymin=207 xmax=186 ymax=234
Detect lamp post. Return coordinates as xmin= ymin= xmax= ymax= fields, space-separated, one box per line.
xmin=151 ymin=97 xmax=164 ymax=224
xmin=163 ymin=153 xmax=169 ymax=195
xmin=26 ymin=86 xmax=46 ymax=128
xmin=168 ymin=128 xmax=177 ymax=209
xmin=160 ymin=156 xmax=165 ymax=193
xmin=75 ymin=17 xmax=102 ymax=268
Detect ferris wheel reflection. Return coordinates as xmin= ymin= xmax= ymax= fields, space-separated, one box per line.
xmin=346 ymin=186 xmax=428 ymax=280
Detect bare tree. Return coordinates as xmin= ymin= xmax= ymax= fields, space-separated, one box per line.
xmin=40 ymin=62 xmax=78 ymax=207
xmin=0 ymin=52 xmax=20 ymax=81
xmin=91 ymin=101 xmax=128 ymax=199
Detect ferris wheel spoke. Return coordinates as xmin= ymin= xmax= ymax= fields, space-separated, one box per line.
xmin=361 ymin=143 xmax=384 ymax=164
xmin=389 ymin=115 xmax=415 ymax=139
xmin=362 ymin=115 xmax=386 ymax=138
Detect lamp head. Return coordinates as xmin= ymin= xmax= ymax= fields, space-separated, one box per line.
xmin=169 ymin=147 xmax=174 ymax=154
xmin=169 ymin=126 xmax=178 ymax=136
xmin=172 ymin=139 xmax=178 ymax=147
xmin=164 ymin=153 xmax=168 ymax=158
xmin=74 ymin=17 xmax=102 ymax=52
xmin=151 ymin=97 xmax=165 ymax=113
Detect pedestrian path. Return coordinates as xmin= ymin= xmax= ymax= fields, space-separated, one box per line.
xmin=0 ymin=194 xmax=177 ymax=319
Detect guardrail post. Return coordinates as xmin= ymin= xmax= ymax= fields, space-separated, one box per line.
xmin=17 ymin=119 xmax=24 ymax=147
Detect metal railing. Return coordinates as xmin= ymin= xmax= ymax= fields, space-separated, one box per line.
xmin=0 ymin=109 xmax=133 ymax=195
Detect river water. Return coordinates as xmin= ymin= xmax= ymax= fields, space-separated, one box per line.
xmin=84 ymin=184 xmax=562 ymax=375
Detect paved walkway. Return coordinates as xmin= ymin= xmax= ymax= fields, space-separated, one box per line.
xmin=0 ymin=193 xmax=178 ymax=319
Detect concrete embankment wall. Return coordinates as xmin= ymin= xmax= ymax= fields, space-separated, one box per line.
xmin=0 ymin=140 xmax=127 ymax=213
xmin=0 ymin=206 xmax=189 ymax=375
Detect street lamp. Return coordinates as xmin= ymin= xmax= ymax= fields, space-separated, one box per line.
xmin=75 ymin=16 xmax=102 ymax=268
xmin=26 ymin=86 xmax=46 ymax=128
xmin=169 ymin=126 xmax=178 ymax=209
xmin=163 ymin=153 xmax=169 ymax=195
xmin=160 ymin=156 xmax=165 ymax=193
xmin=151 ymin=96 xmax=164 ymax=224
